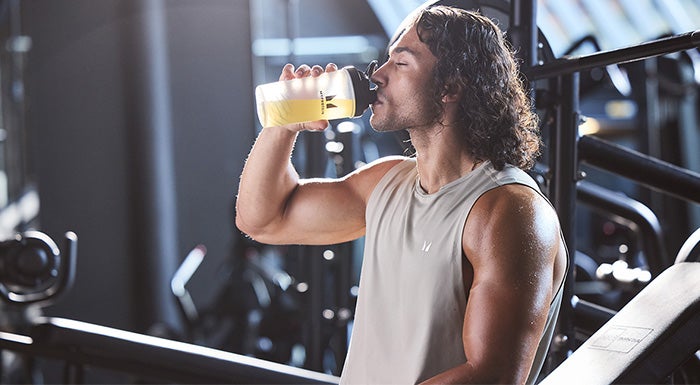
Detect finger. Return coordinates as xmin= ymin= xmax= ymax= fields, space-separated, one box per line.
xmin=279 ymin=63 xmax=295 ymax=81
xmin=281 ymin=119 xmax=328 ymax=133
xmin=325 ymin=63 xmax=338 ymax=73
xmin=311 ymin=65 xmax=324 ymax=77
xmin=302 ymin=120 xmax=330 ymax=132
xmin=294 ymin=64 xmax=311 ymax=78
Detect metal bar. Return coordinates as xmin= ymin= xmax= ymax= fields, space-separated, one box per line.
xmin=301 ymin=131 xmax=329 ymax=371
xmin=63 ymin=362 xmax=84 ymax=384
xmin=577 ymin=181 xmax=669 ymax=276
xmin=548 ymin=73 xmax=580 ymax=368
xmin=578 ymin=135 xmax=700 ymax=205
xmin=509 ymin=0 xmax=538 ymax=69
xmin=121 ymin=0 xmax=181 ymax=332
xmin=571 ymin=296 xmax=616 ymax=336
xmin=525 ymin=30 xmax=700 ymax=80
xmin=0 ymin=318 xmax=339 ymax=384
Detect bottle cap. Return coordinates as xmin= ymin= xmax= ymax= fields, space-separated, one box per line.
xmin=345 ymin=61 xmax=378 ymax=117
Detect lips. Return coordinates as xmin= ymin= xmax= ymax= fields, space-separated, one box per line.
xmin=372 ymin=92 xmax=385 ymax=106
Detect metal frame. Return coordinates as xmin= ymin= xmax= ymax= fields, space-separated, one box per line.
xmin=508 ymin=0 xmax=700 ymax=370
xmin=0 ymin=317 xmax=339 ymax=384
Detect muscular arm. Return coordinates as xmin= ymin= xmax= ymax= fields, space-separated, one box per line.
xmin=422 ymin=184 xmax=566 ymax=384
xmin=235 ymin=63 xmax=402 ymax=245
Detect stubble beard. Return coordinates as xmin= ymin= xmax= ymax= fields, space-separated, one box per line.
xmin=369 ymin=97 xmax=439 ymax=134
xmin=369 ymin=110 xmax=396 ymax=133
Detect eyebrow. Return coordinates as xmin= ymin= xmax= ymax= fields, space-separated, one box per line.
xmin=389 ymin=46 xmax=417 ymax=57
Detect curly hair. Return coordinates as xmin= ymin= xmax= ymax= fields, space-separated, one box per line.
xmin=412 ymin=6 xmax=541 ymax=170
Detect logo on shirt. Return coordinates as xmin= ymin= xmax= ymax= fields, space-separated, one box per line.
xmin=421 ymin=240 xmax=432 ymax=253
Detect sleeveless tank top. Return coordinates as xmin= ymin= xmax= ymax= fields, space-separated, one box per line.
xmin=340 ymin=158 xmax=565 ymax=384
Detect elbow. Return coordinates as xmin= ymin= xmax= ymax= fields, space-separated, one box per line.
xmin=234 ymin=213 xmax=252 ymax=237
xmin=234 ymin=199 xmax=263 ymax=239
xmin=235 ymin=212 xmax=264 ymax=241
xmin=235 ymin=212 xmax=283 ymax=245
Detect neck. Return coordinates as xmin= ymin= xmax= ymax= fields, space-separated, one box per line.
xmin=408 ymin=123 xmax=481 ymax=194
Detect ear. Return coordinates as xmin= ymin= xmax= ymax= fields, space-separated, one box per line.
xmin=441 ymin=84 xmax=461 ymax=103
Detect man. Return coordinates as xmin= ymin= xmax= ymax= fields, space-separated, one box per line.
xmin=236 ymin=5 xmax=567 ymax=384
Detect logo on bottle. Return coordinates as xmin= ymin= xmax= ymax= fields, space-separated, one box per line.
xmin=325 ymin=95 xmax=338 ymax=109
xmin=319 ymin=91 xmax=338 ymax=115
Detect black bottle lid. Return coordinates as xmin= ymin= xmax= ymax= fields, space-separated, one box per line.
xmin=346 ymin=60 xmax=378 ymax=117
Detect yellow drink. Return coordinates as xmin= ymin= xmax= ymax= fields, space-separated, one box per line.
xmin=257 ymin=98 xmax=355 ymax=128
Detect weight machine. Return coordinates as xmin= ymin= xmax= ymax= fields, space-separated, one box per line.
xmin=0 ymin=231 xmax=339 ymax=384
xmin=503 ymin=0 xmax=700 ymax=381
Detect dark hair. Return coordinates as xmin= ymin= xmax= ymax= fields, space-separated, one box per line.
xmin=413 ymin=6 xmax=541 ymax=170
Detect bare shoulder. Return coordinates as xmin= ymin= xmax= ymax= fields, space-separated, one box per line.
xmin=481 ymin=183 xmax=556 ymax=215
xmin=464 ymin=183 xmax=563 ymax=270
xmin=468 ymin=184 xmax=559 ymax=234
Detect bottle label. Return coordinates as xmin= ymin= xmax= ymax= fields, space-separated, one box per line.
xmin=259 ymin=97 xmax=355 ymax=127
xmin=255 ymin=69 xmax=356 ymax=127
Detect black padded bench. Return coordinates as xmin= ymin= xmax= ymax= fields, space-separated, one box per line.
xmin=0 ymin=316 xmax=339 ymax=384
xmin=541 ymin=262 xmax=700 ymax=384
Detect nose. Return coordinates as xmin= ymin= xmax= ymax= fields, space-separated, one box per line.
xmin=370 ymin=61 xmax=388 ymax=86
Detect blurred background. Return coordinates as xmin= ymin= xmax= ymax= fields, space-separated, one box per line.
xmin=0 ymin=0 xmax=698 ymax=382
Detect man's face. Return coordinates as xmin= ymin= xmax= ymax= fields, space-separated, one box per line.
xmin=368 ymin=24 xmax=439 ymax=133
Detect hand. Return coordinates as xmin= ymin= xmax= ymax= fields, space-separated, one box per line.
xmin=277 ymin=63 xmax=339 ymax=132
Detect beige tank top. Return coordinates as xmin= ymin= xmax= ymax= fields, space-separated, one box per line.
xmin=340 ymin=158 xmax=565 ymax=384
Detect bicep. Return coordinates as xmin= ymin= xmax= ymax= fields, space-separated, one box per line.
xmin=460 ymin=186 xmax=561 ymax=382
xmin=257 ymin=157 xmax=404 ymax=245
xmin=461 ymin=265 xmax=553 ymax=381
xmin=278 ymin=178 xmax=367 ymax=244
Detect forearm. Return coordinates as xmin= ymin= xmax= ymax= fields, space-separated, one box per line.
xmin=420 ymin=362 xmax=483 ymax=385
xmin=235 ymin=126 xmax=301 ymax=237
xmin=420 ymin=362 xmax=521 ymax=385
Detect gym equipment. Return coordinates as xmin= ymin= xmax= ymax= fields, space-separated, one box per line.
xmin=0 ymin=317 xmax=339 ymax=384
xmin=522 ymin=6 xmax=700 ymax=370
xmin=540 ymin=262 xmax=700 ymax=384
xmin=0 ymin=1 xmax=696 ymax=382
xmin=0 ymin=231 xmax=338 ymax=384
xmin=577 ymin=181 xmax=668 ymax=276
xmin=0 ymin=231 xmax=77 ymax=306
xmin=676 ymin=227 xmax=700 ymax=264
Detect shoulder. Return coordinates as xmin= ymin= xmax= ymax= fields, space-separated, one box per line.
xmin=343 ymin=155 xmax=409 ymax=204
xmin=471 ymin=182 xmax=556 ymax=226
xmin=464 ymin=183 xmax=561 ymax=267
xmin=473 ymin=183 xmax=551 ymax=217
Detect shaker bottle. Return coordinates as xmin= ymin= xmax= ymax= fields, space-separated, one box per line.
xmin=255 ymin=61 xmax=377 ymax=128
